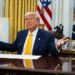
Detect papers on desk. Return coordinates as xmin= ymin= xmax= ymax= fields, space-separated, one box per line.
xmin=0 ymin=54 xmax=41 ymax=60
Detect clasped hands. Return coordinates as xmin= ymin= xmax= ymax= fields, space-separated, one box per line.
xmin=56 ymin=37 xmax=69 ymax=49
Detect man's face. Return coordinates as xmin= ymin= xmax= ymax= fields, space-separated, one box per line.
xmin=25 ymin=14 xmax=39 ymax=31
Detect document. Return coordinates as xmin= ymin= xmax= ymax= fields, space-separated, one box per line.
xmin=0 ymin=54 xmax=41 ymax=60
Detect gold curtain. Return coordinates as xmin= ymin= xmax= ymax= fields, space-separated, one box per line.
xmin=5 ymin=0 xmax=37 ymax=43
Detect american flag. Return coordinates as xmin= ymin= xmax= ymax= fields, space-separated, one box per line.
xmin=37 ymin=0 xmax=52 ymax=31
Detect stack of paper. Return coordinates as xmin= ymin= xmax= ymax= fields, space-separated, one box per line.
xmin=0 ymin=54 xmax=41 ymax=60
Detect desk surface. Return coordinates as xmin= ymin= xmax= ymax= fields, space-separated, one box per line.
xmin=0 ymin=55 xmax=75 ymax=75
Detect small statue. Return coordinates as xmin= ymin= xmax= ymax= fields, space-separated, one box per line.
xmin=53 ymin=24 xmax=64 ymax=39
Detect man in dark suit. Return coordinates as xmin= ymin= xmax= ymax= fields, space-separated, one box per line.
xmin=0 ymin=12 xmax=69 ymax=56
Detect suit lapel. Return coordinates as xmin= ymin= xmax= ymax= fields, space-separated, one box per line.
xmin=18 ymin=30 xmax=28 ymax=54
xmin=33 ymin=29 xmax=43 ymax=54
xmin=22 ymin=30 xmax=28 ymax=44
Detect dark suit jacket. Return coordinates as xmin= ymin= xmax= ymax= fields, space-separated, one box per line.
xmin=0 ymin=29 xmax=59 ymax=55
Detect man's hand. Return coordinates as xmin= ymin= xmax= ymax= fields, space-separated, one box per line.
xmin=56 ymin=37 xmax=69 ymax=49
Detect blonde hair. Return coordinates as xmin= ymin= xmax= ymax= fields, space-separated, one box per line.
xmin=25 ymin=12 xmax=40 ymax=22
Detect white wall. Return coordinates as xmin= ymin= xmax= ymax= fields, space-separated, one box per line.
xmin=0 ymin=0 xmax=9 ymax=43
xmin=63 ymin=0 xmax=73 ymax=38
xmin=52 ymin=0 xmax=73 ymax=38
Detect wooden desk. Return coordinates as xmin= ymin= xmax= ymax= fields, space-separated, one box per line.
xmin=60 ymin=49 xmax=75 ymax=57
xmin=0 ymin=55 xmax=75 ymax=75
